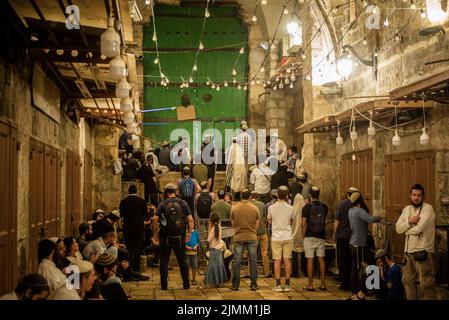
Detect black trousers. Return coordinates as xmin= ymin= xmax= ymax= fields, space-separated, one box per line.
xmin=350 ymin=245 xmax=368 ymax=294
xmin=182 ymin=197 xmax=195 ymax=216
xmin=336 ymin=238 xmax=351 ymax=289
xmin=124 ymin=233 xmax=144 ymax=272
xmin=292 ymin=251 xmax=307 ymax=277
xmin=159 ymin=235 xmax=190 ymax=289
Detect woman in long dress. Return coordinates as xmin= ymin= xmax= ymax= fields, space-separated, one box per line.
xmin=225 ymin=138 xmax=247 ymax=200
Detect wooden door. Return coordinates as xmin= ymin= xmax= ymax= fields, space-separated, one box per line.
xmin=29 ymin=139 xmax=45 ymax=273
xmin=340 ymin=149 xmax=373 ymax=212
xmin=385 ymin=151 xmax=435 ymax=262
xmin=83 ymin=150 xmax=93 ymax=222
xmin=0 ymin=121 xmax=18 ymax=295
xmin=29 ymin=139 xmax=61 ymax=272
xmin=65 ymin=150 xmax=81 ymax=237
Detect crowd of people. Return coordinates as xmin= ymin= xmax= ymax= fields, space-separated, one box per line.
xmin=0 ymin=122 xmax=438 ymax=300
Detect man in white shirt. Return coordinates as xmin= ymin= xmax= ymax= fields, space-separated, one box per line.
xmin=250 ymin=158 xmax=273 ymax=204
xmin=267 ymin=186 xmax=294 ymax=292
xmin=82 ymin=220 xmax=118 ymax=260
xmin=396 ymin=183 xmax=436 ymax=300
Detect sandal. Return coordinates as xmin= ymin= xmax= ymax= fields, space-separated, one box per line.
xmin=346 ymin=294 xmax=365 ymax=300
xmin=303 ymin=286 xmax=315 ymax=291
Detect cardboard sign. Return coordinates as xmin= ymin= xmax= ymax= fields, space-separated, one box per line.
xmin=176 ymin=105 xmax=196 ymax=121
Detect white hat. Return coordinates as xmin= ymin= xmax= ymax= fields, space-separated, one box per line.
xmin=74 ymin=260 xmax=94 ymax=274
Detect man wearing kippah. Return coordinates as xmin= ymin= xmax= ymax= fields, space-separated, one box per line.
xmin=210 ymin=189 xmax=231 ymax=221
xmin=347 ymin=191 xmax=384 ymax=300
xmin=332 ymin=186 xmax=359 ymax=291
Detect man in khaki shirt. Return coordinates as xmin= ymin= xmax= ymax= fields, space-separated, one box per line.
xmin=230 ymin=189 xmax=260 ymax=291
xmin=396 ymin=183 xmax=436 ymax=300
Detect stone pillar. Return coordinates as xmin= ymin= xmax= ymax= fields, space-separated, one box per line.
xmin=264 ymin=39 xmax=295 ymax=146
xmin=93 ymin=124 xmax=122 ymax=211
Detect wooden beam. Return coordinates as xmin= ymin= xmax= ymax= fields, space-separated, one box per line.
xmin=296 ymin=115 xmax=336 ymax=134
xmin=390 ymin=67 xmax=449 ymax=100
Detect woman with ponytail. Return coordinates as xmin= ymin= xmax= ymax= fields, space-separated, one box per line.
xmin=204 ymin=214 xmax=228 ymax=287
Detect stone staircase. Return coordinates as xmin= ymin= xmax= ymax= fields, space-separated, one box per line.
xmin=158 ymin=170 xmax=226 ymax=193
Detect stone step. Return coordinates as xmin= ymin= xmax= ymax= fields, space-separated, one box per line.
xmin=158 ymin=171 xmax=226 ymax=193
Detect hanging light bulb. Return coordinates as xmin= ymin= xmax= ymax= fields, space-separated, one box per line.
xmin=336 ymin=132 xmax=343 ymax=145
xmin=185 ymin=82 xmax=190 ymax=88
xmin=351 ymin=126 xmax=358 ymax=140
xmin=160 ymin=72 xmax=165 ymax=79
xmin=267 ymin=80 xmax=271 ymax=85
xmin=101 ymin=18 xmax=121 ymax=57
xmin=199 ymin=41 xmax=204 ymax=50
xmin=232 ymin=69 xmax=237 ymax=76
xmin=244 ymin=85 xmax=248 ymax=91
xmin=239 ymin=47 xmax=245 ymax=54
xmin=420 ymin=9 xmax=427 ymax=18
xmin=120 ymin=97 xmax=133 ymax=113
xmin=285 ymin=78 xmax=290 ymax=85
xmin=224 ymin=81 xmax=229 ymax=87
xmin=189 ymin=76 xmax=194 ymax=83
xmin=279 ymin=82 xmax=284 ymax=89
xmin=252 ymin=15 xmax=258 ymax=22
xmin=211 ymin=84 xmax=216 ymax=89
xmin=352 ymin=154 xmax=356 ymax=161
xmin=363 ymin=37 xmax=368 ymax=45
xmin=165 ymin=77 xmax=170 ymax=84
xmin=286 ymin=68 xmax=291 ymax=74
xmin=291 ymin=74 xmax=296 ymax=81
xmin=216 ymin=86 xmax=220 ymax=91
xmin=383 ymin=17 xmax=389 ymax=27
xmin=256 ymin=79 xmax=261 ymax=84
xmin=273 ymin=85 xmax=277 ymax=90
xmin=283 ymin=7 xmax=289 ymax=15
xmin=193 ymin=64 xmax=198 ymax=71
xmin=410 ymin=1 xmax=416 ymax=10
xmin=260 ymin=66 xmax=265 ymax=73
xmin=420 ymin=127 xmax=430 ymax=145
xmin=233 ymin=78 xmax=237 ymax=84
xmin=152 ymin=33 xmax=157 ymax=42
xmin=238 ymin=84 xmax=242 ymax=90
xmin=205 ymin=8 xmax=210 ymax=18
xmin=392 ymin=130 xmax=401 ymax=146
xmin=109 ymin=55 xmax=126 ymax=81
xmin=262 ymin=0 xmax=268 ymax=5
xmin=154 ymin=57 xmax=159 ymax=64
xmin=394 ymin=33 xmax=401 ymax=42
xmin=368 ymin=112 xmax=376 ymax=138
xmin=368 ymin=123 xmax=376 ymax=138
xmin=116 ymin=78 xmax=131 ymax=98
xmin=289 ymin=82 xmax=294 ymax=89
xmin=180 ymin=83 xmax=185 ymax=88
xmin=301 ymin=53 xmax=307 ymax=60
xmin=250 ymin=80 xmax=255 ymax=85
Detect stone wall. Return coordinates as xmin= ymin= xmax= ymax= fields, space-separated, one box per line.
xmin=297 ymin=2 xmax=449 ymax=243
xmin=0 ymin=55 xmax=96 ymax=275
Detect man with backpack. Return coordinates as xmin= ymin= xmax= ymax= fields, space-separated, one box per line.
xmin=177 ymin=166 xmax=201 ymax=215
xmin=302 ymin=186 xmax=328 ymax=291
xmin=154 ymin=183 xmax=194 ymax=290
xmin=195 ymin=181 xmax=216 ymax=219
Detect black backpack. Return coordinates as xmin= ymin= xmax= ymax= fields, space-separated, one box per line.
xmin=163 ymin=199 xmax=185 ymax=237
xmin=307 ymin=202 xmax=326 ymax=234
xmin=197 ymin=192 xmax=213 ymax=219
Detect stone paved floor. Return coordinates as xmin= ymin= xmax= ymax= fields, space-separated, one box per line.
xmin=122 ymin=266 xmax=359 ymax=300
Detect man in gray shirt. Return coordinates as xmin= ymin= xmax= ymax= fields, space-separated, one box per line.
xmin=297 ymin=172 xmax=311 ymax=204
xmin=347 ymin=192 xmax=385 ymax=300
